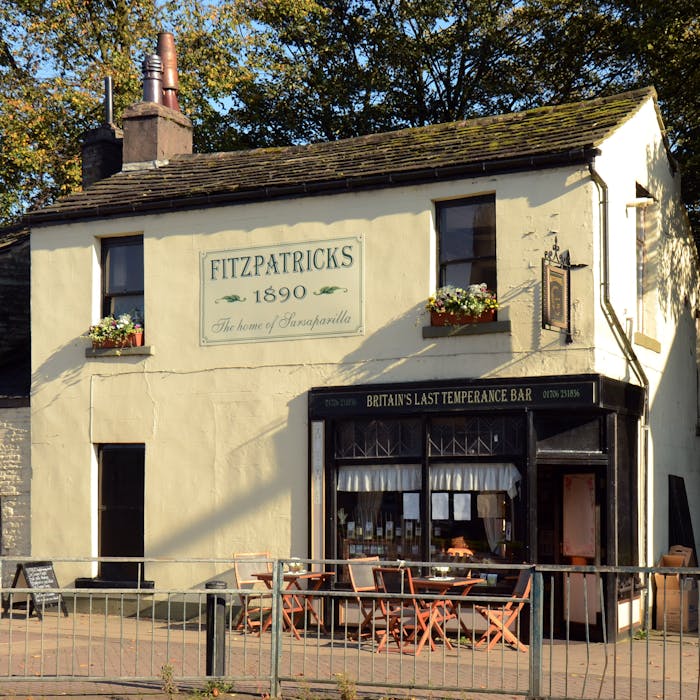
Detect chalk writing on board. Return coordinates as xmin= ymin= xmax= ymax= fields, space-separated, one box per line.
xmin=3 ymin=561 xmax=68 ymax=619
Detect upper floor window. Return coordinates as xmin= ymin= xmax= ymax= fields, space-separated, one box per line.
xmin=634 ymin=184 xmax=657 ymax=338
xmin=436 ymin=195 xmax=496 ymax=290
xmin=101 ymin=235 xmax=144 ymax=323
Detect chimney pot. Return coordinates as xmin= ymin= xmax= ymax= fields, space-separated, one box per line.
xmin=157 ymin=31 xmax=181 ymax=112
xmin=121 ymin=34 xmax=191 ymax=167
xmin=142 ymin=54 xmax=163 ymax=104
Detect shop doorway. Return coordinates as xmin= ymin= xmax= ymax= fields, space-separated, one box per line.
xmin=537 ymin=465 xmax=606 ymax=639
xmin=98 ymin=444 xmax=144 ymax=582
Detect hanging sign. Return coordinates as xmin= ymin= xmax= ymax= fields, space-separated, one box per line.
xmin=200 ymin=236 xmax=364 ymax=344
xmin=542 ymin=264 xmax=568 ymax=331
xmin=542 ymin=237 xmax=572 ymax=342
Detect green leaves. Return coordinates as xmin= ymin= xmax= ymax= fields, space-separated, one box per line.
xmin=1 ymin=0 xmax=698 ymax=233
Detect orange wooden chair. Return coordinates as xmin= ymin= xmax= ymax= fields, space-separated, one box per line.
xmin=232 ymin=552 xmax=272 ymax=632
xmin=347 ymin=556 xmax=380 ymax=636
xmin=372 ymin=566 xmax=436 ymax=655
xmin=474 ymin=569 xmax=531 ymax=652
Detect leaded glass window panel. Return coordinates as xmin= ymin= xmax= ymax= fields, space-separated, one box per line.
xmin=335 ymin=419 xmax=422 ymax=458
xmin=429 ymin=416 xmax=523 ymax=456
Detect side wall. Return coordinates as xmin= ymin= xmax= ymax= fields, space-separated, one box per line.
xmin=593 ymin=99 xmax=700 ymax=564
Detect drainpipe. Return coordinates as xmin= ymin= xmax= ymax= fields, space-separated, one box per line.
xmin=588 ymin=158 xmax=650 ymax=568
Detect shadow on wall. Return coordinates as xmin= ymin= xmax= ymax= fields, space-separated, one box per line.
xmin=646 ymin=138 xmax=697 ymax=324
xmin=647 ymin=301 xmax=700 ymax=559
xmin=332 ymin=273 xmax=576 ymax=389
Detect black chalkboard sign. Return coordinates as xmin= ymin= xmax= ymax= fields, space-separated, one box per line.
xmin=3 ymin=561 xmax=68 ymax=619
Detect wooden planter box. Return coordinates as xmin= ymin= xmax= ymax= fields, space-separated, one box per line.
xmin=92 ymin=331 xmax=144 ymax=349
xmin=430 ymin=309 xmax=495 ymax=326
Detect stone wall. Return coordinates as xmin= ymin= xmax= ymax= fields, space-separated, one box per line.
xmin=0 ymin=405 xmax=31 ymax=586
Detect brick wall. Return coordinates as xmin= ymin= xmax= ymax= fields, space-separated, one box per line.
xmin=0 ymin=405 xmax=31 ymax=585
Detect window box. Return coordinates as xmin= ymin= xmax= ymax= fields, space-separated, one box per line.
xmin=422 ymin=312 xmax=510 ymax=338
xmin=85 ymin=314 xmax=143 ymax=348
xmin=85 ymin=344 xmax=153 ymax=358
xmin=91 ymin=331 xmax=144 ymax=349
xmin=430 ymin=309 xmax=496 ymax=326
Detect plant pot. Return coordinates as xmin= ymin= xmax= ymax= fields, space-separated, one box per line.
xmin=430 ymin=309 xmax=495 ymax=326
xmin=92 ymin=331 xmax=143 ymax=349
xmin=128 ymin=331 xmax=144 ymax=347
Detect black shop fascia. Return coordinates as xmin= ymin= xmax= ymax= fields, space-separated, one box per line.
xmin=308 ymin=373 xmax=644 ymax=576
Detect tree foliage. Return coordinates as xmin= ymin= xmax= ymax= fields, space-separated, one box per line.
xmin=0 ymin=0 xmax=698 ymax=230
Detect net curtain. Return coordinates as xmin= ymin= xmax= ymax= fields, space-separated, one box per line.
xmin=337 ymin=462 xmax=521 ymax=498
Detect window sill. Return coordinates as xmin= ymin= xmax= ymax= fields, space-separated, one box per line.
xmin=85 ymin=345 xmax=154 ymax=358
xmin=633 ymin=332 xmax=661 ymax=353
xmin=422 ymin=320 xmax=511 ymax=338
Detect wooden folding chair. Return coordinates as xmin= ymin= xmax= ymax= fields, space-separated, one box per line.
xmin=446 ymin=546 xmax=474 ymax=575
xmin=232 ymin=552 xmax=272 ymax=632
xmin=347 ymin=556 xmax=380 ymax=637
xmin=474 ymin=569 xmax=531 ymax=652
xmin=372 ymin=566 xmax=436 ymax=655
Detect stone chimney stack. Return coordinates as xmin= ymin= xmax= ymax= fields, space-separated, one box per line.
xmin=81 ymin=77 xmax=123 ymax=188
xmin=121 ymin=34 xmax=192 ymax=167
xmin=122 ymin=102 xmax=192 ymax=166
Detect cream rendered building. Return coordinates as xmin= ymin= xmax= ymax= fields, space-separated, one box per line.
xmin=28 ymin=86 xmax=698 ymax=636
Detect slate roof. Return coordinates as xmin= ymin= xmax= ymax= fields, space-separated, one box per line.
xmin=0 ymin=226 xmax=30 ymax=398
xmin=28 ymin=87 xmax=658 ymax=225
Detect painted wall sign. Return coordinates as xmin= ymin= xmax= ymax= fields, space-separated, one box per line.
xmin=310 ymin=379 xmax=598 ymax=417
xmin=201 ymin=236 xmax=363 ymax=344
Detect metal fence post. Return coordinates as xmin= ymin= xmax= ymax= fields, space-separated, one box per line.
xmin=530 ymin=569 xmax=543 ymax=699
xmin=270 ymin=559 xmax=284 ymax=698
xmin=269 ymin=559 xmax=284 ymax=699
xmin=206 ymin=580 xmax=226 ymax=677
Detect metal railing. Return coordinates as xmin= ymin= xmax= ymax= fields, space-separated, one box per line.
xmin=0 ymin=556 xmax=698 ymax=699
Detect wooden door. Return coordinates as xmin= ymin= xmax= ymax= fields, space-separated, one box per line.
xmin=99 ymin=445 xmax=144 ymax=582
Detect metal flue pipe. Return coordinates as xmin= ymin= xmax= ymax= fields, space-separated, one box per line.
xmin=104 ymin=76 xmax=114 ymax=124
xmin=142 ymin=54 xmax=163 ymax=104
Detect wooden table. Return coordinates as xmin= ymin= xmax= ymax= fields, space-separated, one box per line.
xmin=412 ymin=576 xmax=486 ymax=648
xmin=254 ymin=571 xmax=334 ymax=640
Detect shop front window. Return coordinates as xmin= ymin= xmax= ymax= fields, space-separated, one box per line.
xmin=336 ymin=464 xmax=423 ymax=560
xmin=331 ymin=416 xmax=524 ymax=584
xmin=335 ymin=461 xmax=521 ymax=565
xmin=428 ymin=463 xmax=519 ymax=559
xmin=430 ymin=489 xmax=508 ymax=557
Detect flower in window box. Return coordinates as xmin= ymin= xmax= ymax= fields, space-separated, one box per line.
xmin=426 ymin=284 xmax=498 ymax=325
xmin=85 ymin=314 xmax=143 ymax=348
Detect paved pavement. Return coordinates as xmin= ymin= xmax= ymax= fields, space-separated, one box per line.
xmin=0 ymin=607 xmax=698 ymax=699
